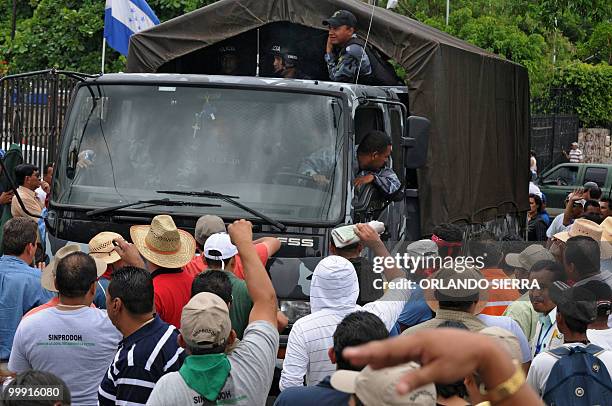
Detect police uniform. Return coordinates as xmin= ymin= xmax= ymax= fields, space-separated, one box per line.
xmin=324 ymin=34 xmax=372 ymax=83
xmin=323 ymin=10 xmax=400 ymax=85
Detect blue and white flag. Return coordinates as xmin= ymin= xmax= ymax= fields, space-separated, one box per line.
xmin=104 ymin=0 xmax=160 ymax=56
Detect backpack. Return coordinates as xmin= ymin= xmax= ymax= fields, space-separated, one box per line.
xmin=343 ymin=37 xmax=402 ymax=86
xmin=542 ymin=344 xmax=612 ymax=406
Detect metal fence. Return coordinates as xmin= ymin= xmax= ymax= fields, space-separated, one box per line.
xmin=530 ymin=87 xmax=582 ymax=174
xmin=530 ymin=114 xmax=580 ymax=174
xmin=0 ymin=70 xmax=81 ymax=170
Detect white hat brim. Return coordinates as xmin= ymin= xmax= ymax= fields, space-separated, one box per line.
xmin=330 ymin=370 xmax=359 ymax=394
xmin=42 ymin=247 xmax=108 ymax=292
xmin=90 ymin=250 xmax=122 ymax=265
xmin=553 ymin=231 xmax=570 ymax=243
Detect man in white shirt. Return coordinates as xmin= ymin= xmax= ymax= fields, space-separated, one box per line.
xmin=527 ymin=282 xmax=612 ymax=397
xmin=546 ymin=196 xmax=584 ymax=239
xmin=9 ymin=252 xmax=121 ymax=405
xmin=563 ymin=142 xmax=584 ymax=163
xmin=584 ymin=281 xmax=612 ymax=350
xmin=279 ymin=224 xmax=409 ymax=390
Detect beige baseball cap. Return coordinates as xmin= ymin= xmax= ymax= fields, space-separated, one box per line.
xmin=195 ymin=215 xmax=226 ymax=246
xmin=505 ymin=244 xmax=554 ymax=271
xmin=330 ymin=362 xmax=437 ymax=406
xmin=423 ymin=266 xmax=488 ymax=314
xmin=479 ymin=326 xmax=522 ymax=361
xmin=180 ymin=292 xmax=231 ymax=349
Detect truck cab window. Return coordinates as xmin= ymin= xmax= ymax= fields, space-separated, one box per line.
xmin=354 ymin=106 xmax=384 ymax=145
xmin=584 ymin=167 xmax=608 ymax=187
xmin=352 ymin=105 xmax=400 ymax=220
xmin=56 ymin=85 xmax=347 ymax=223
xmin=543 ymin=165 xmax=580 ymax=186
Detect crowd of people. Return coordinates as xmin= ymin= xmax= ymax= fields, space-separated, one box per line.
xmin=527 ymin=179 xmax=610 ymax=242
xmin=0 ymin=196 xmax=609 ymax=405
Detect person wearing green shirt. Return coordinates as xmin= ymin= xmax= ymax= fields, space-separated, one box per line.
xmin=200 ymin=232 xmax=288 ymax=338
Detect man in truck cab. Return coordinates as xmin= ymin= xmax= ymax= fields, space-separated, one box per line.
xmin=300 ymin=130 xmax=400 ymax=198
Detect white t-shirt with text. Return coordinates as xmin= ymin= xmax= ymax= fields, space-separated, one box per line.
xmin=9 ymin=307 xmax=122 ymax=406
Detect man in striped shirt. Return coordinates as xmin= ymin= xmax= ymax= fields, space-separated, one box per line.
xmin=563 ymin=142 xmax=584 ymax=163
xmin=279 ymin=224 xmax=410 ymax=390
xmin=99 ymin=266 xmax=185 ymax=406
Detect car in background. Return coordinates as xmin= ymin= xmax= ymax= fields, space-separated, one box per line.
xmin=537 ymin=163 xmax=612 ymax=216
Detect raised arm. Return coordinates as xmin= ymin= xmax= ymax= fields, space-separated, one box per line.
xmin=228 ymin=220 xmax=277 ymax=326
xmin=354 ymin=223 xmax=404 ymax=281
xmin=252 ymin=236 xmax=282 ymax=257
xmin=562 ymin=188 xmax=585 ymax=226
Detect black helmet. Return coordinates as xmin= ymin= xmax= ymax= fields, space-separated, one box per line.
xmin=218 ymin=45 xmax=237 ymax=55
xmin=270 ymin=44 xmax=299 ymax=68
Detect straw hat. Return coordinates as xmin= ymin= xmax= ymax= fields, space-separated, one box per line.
xmin=42 ymin=244 xmax=107 ymax=292
xmin=554 ymin=218 xmax=602 ymax=243
xmin=130 ymin=215 xmax=196 ymax=269
xmin=601 ymin=217 xmax=612 ymax=259
xmin=423 ymin=266 xmax=488 ymax=314
xmin=89 ymin=231 xmax=123 ymax=264
xmin=554 ymin=218 xmax=605 ymax=258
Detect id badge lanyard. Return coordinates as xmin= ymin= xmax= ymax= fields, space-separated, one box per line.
xmin=534 ymin=322 xmax=555 ymax=356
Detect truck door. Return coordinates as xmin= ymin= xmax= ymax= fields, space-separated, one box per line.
xmin=352 ymin=102 xmax=406 ymax=240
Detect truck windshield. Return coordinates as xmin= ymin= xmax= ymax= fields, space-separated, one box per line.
xmin=55 ymin=84 xmax=346 ymax=223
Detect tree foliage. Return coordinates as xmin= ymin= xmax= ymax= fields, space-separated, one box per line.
xmin=0 ymin=0 xmax=610 ymax=124
xmin=391 ymin=0 xmax=611 ymax=124
xmin=0 ymin=1 xmax=216 ymax=73
xmin=549 ymin=62 xmax=612 ymax=125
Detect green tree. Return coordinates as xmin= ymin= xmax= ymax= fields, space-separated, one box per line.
xmin=579 ymin=22 xmax=612 ymax=64
xmin=0 ymin=0 xmax=216 ymax=74
xmin=550 ymin=62 xmax=612 ymax=125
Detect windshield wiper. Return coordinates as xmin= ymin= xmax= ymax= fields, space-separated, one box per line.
xmin=157 ymin=190 xmax=287 ymax=232
xmin=86 ymin=198 xmax=221 ymax=217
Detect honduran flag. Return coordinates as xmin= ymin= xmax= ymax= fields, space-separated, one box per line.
xmin=104 ymin=0 xmax=160 ymax=56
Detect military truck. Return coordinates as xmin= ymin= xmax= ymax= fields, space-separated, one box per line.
xmin=42 ymin=0 xmax=529 ymax=328
xmin=46 ymin=72 xmax=427 ymax=319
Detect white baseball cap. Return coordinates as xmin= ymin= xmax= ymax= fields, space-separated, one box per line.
xmin=203 ymin=233 xmax=238 ymax=261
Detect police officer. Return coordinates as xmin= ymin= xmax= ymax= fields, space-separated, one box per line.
xmin=323 ymin=10 xmax=399 ymax=85
xmin=271 ymin=44 xmax=310 ymax=79
xmin=218 ymin=45 xmax=240 ymax=75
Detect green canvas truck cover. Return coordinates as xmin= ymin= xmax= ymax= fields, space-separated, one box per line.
xmin=126 ymin=0 xmax=530 ymax=234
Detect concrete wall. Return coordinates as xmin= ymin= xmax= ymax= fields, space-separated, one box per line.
xmin=578 ymin=128 xmax=611 ymax=163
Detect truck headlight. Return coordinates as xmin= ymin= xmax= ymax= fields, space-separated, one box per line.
xmin=280 ymin=300 xmax=311 ymax=324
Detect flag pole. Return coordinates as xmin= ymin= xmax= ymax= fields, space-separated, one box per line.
xmin=101 ymin=37 xmax=106 ymax=74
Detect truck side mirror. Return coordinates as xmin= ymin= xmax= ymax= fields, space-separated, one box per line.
xmin=402 ymin=116 xmax=430 ymax=169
